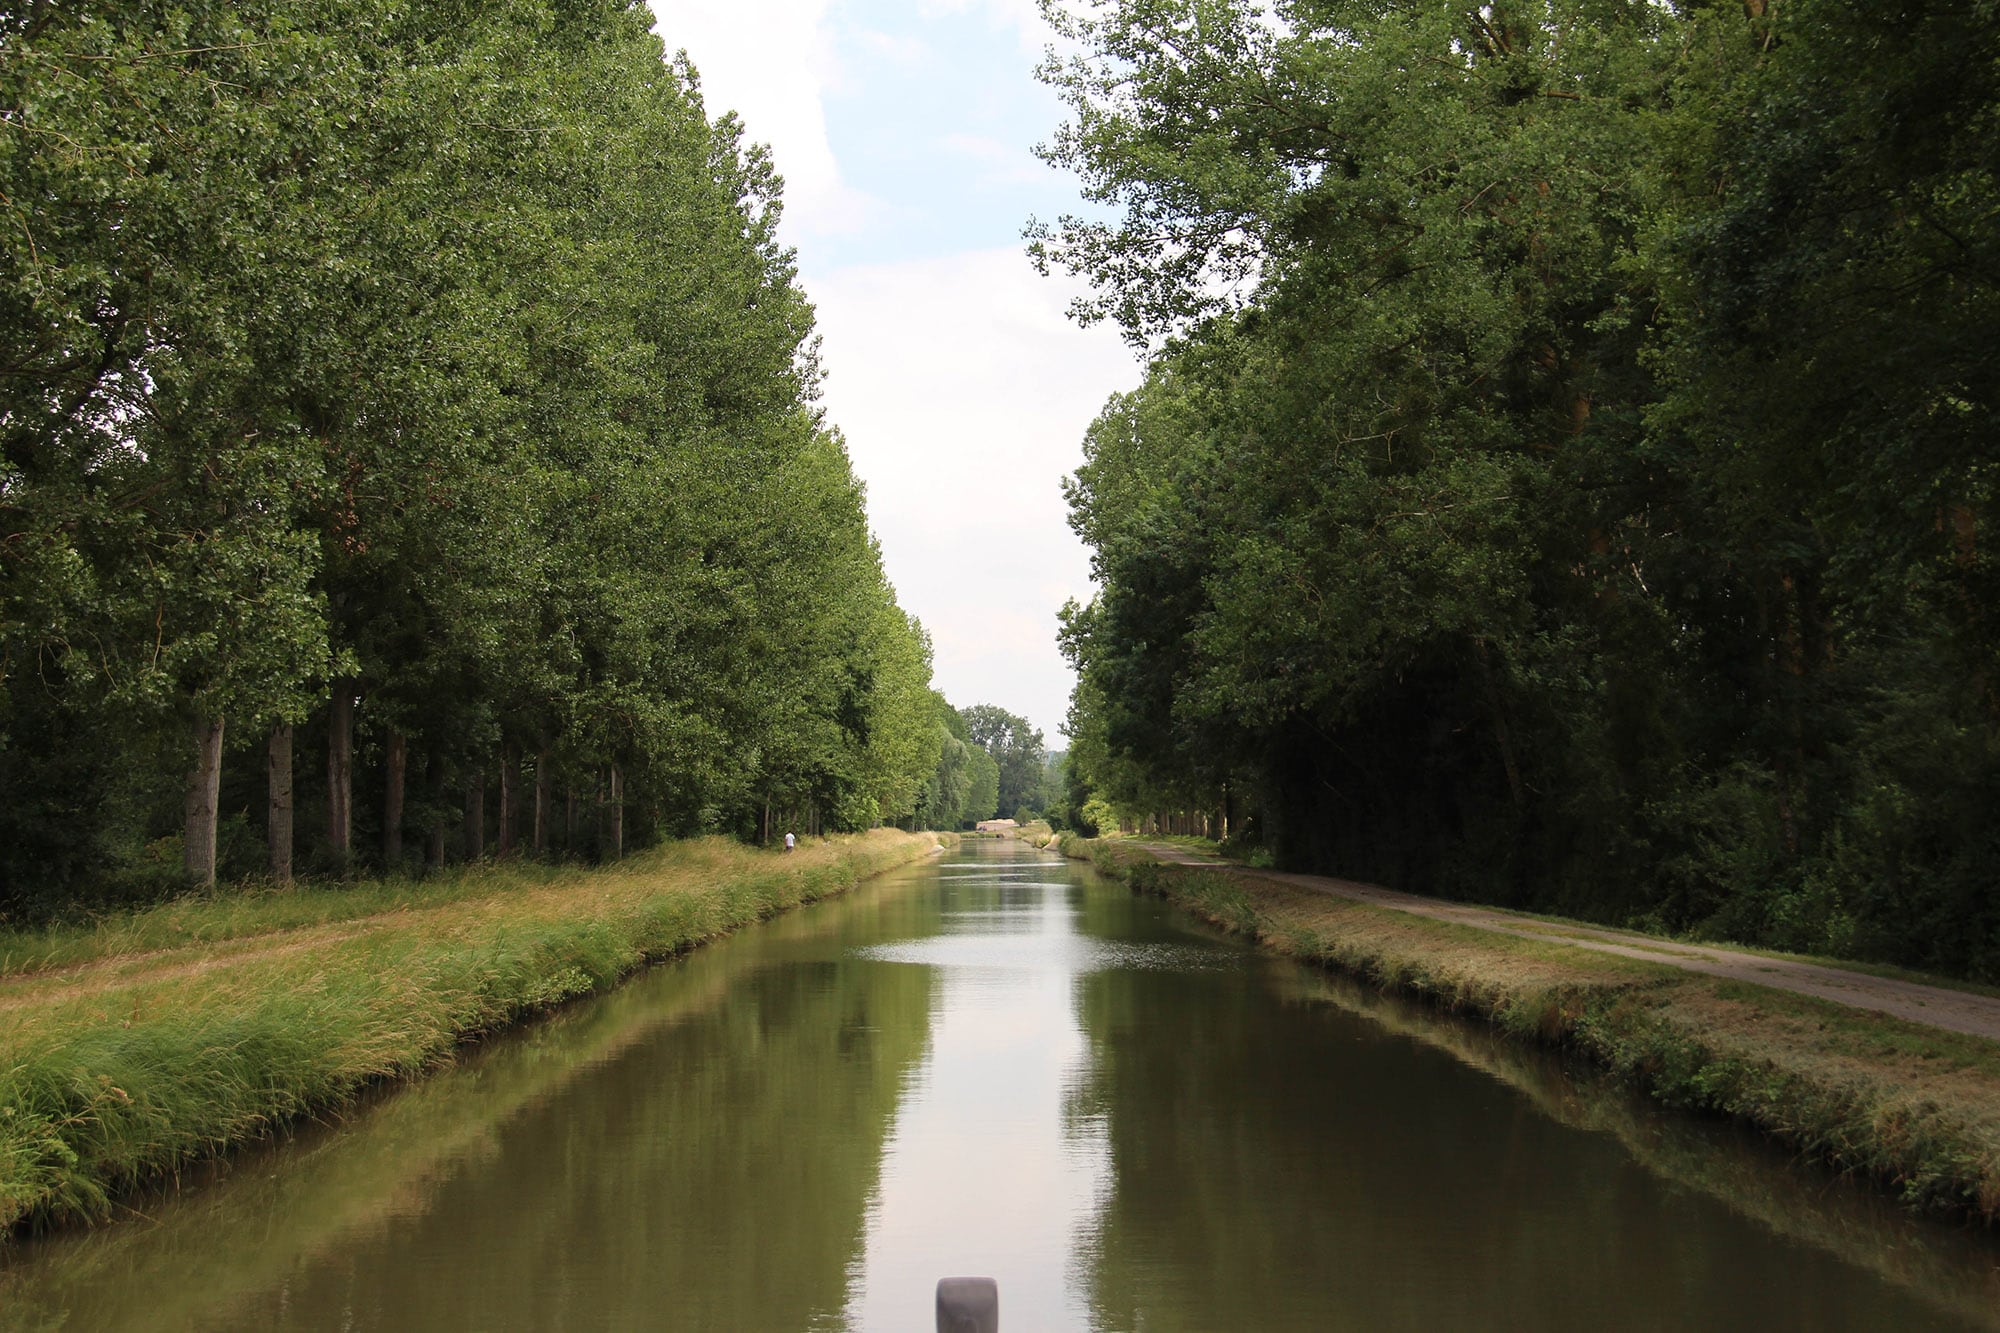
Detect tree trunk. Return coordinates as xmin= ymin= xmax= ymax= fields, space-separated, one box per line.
xmin=498 ymin=740 xmax=519 ymax=857
xmin=1777 ymin=575 xmax=1810 ymax=857
xmin=185 ymin=715 xmax=225 ymax=887
xmin=566 ymin=783 xmax=579 ymax=851
xmin=607 ymin=764 xmax=624 ymax=860
xmin=1475 ymin=640 xmax=1527 ymax=812
xmin=533 ymin=747 xmax=551 ymax=855
xmin=267 ymin=722 xmax=294 ymax=883
xmin=327 ymin=682 xmax=355 ymax=868
xmin=426 ymin=754 xmax=448 ymax=872
xmin=382 ymin=729 xmax=406 ymax=869
xmin=463 ymin=770 xmax=485 ymax=860
xmin=592 ymin=770 xmax=605 ymax=857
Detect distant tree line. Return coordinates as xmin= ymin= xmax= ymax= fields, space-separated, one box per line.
xmin=959 ymin=703 xmax=1050 ymax=822
xmin=1040 ymin=0 xmax=2000 ymax=978
xmin=902 ymin=702 xmax=1052 ymax=830
xmin=0 ymin=0 xmax=955 ymax=913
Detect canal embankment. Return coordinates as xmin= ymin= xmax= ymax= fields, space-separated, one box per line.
xmin=0 ymin=830 xmax=947 ymax=1236
xmin=1059 ymin=835 xmax=2000 ymax=1223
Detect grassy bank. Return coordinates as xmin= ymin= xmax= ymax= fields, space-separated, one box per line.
xmin=0 ymin=866 xmax=944 ymax=1328
xmin=1060 ymin=835 xmax=2000 ymax=1223
xmin=0 ymin=830 xmax=946 ymax=1236
xmin=1012 ymin=820 xmax=1057 ymax=848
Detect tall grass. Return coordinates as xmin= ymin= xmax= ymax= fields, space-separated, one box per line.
xmin=0 ymin=831 xmax=942 ymax=1234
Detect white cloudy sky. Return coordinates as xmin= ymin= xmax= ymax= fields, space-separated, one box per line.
xmin=647 ymin=0 xmax=1138 ymax=743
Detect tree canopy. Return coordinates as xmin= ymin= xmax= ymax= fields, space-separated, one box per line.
xmin=0 ymin=0 xmax=955 ymax=908
xmin=959 ymin=703 xmax=1049 ymax=821
xmin=1043 ymin=0 xmax=2000 ymax=979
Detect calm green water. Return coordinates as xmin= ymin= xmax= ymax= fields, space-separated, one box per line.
xmin=4 ymin=840 xmax=1997 ymax=1331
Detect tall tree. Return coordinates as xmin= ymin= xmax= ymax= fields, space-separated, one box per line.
xmin=960 ymin=704 xmax=1049 ymax=819
xmin=0 ymin=0 xmax=951 ymax=909
xmin=1042 ymin=0 xmax=2000 ymax=977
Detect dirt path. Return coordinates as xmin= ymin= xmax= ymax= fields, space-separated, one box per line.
xmin=1137 ymin=843 xmax=2000 ymax=1043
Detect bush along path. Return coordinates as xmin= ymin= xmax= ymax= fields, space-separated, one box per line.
xmin=0 ymin=831 xmax=945 ymax=1237
xmin=1060 ymin=836 xmax=2000 ymax=1224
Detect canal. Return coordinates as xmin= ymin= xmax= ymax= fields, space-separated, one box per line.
xmin=3 ymin=839 xmax=1996 ymax=1330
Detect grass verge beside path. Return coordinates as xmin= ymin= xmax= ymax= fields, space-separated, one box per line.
xmin=1060 ymin=835 xmax=2000 ymax=1224
xmin=0 ymin=830 xmax=946 ymax=1237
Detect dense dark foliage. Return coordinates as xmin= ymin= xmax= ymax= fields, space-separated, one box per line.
xmin=1042 ymin=0 xmax=2000 ymax=978
xmin=0 ymin=0 xmax=953 ymax=912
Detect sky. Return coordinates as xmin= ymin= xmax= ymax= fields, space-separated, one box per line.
xmin=647 ymin=0 xmax=1139 ymax=744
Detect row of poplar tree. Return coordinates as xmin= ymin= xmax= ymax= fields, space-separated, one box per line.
xmin=1043 ymin=0 xmax=2000 ymax=979
xmin=0 ymin=0 xmax=967 ymax=911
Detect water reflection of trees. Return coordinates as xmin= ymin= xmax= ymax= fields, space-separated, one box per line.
xmin=0 ymin=882 xmax=941 ymax=1333
xmin=1272 ymin=967 xmax=2000 ymax=1331
xmin=1066 ymin=938 xmax=2000 ymax=1332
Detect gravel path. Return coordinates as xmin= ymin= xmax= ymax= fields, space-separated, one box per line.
xmin=1137 ymin=843 xmax=2000 ymax=1042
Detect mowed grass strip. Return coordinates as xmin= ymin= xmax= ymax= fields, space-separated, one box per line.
xmin=0 ymin=831 xmax=942 ymax=1235
xmin=0 ymin=837 xmax=827 ymax=978
xmin=1064 ymin=836 xmax=2000 ymax=1223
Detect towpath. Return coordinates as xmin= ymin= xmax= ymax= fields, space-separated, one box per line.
xmin=1134 ymin=842 xmax=2000 ymax=1043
